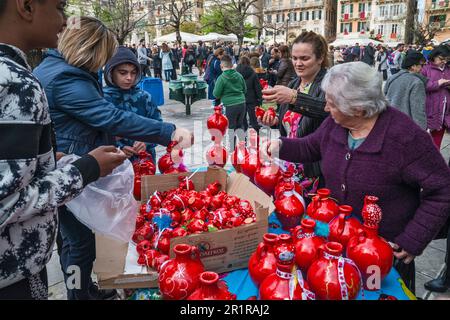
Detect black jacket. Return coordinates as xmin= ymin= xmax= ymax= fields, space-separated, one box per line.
xmin=236 ymin=64 xmax=263 ymax=106
xmin=277 ymin=68 xmax=328 ymax=179
xmin=276 ymin=58 xmax=296 ymax=87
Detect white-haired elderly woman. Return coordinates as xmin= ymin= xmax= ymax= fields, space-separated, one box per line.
xmin=266 ymin=61 xmax=450 ymax=294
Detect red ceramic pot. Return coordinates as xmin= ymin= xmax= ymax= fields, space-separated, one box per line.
xmin=159 ymin=244 xmax=205 ymax=300
xmin=255 ymin=106 xmax=265 ymax=119
xmin=187 ymin=272 xmax=236 ymax=300
xmin=158 ymin=153 xmax=174 ymax=174
xmin=137 ymin=249 xmax=160 ymax=267
xmin=293 ymin=219 xmax=325 ymax=274
xmin=205 ymin=181 xmax=222 ymax=196
xmin=172 ymin=227 xmax=189 ymax=238
xmin=135 ymin=215 xmax=146 ymax=230
xmin=154 ymin=230 xmax=172 ymax=255
xmin=188 ymin=195 xmax=205 ymax=211
xmin=274 ymin=234 xmax=295 ymax=264
xmin=265 ymin=107 xmax=277 ymax=119
xmin=136 ymin=151 xmax=156 ymax=175
xmin=248 ymin=233 xmax=279 ymax=287
xmin=153 ymin=254 xmax=170 ymax=272
xmin=306 ymin=188 xmax=339 ymax=223
xmin=149 ymin=193 xmax=163 ymax=209
xmin=240 ymin=151 xmax=259 ymax=183
xmin=136 ymin=240 xmax=152 ymax=256
xmin=254 ymin=161 xmax=281 ymax=196
xmin=206 ymin=143 xmax=228 ymax=168
xmin=178 ymin=176 xmax=195 ymax=191
xmin=274 ymin=182 xmax=305 ymax=231
xmin=231 ymin=141 xmax=249 ymax=173
xmin=361 ymin=195 xmax=382 ymax=228
xmin=328 ymin=205 xmax=363 ymax=249
xmin=274 ymin=167 xmax=303 ymax=200
xmin=236 ymin=200 xmax=254 ymax=217
xmin=307 ymin=242 xmax=361 ymax=300
xmin=187 ymin=219 xmax=208 ymax=233
xmin=259 ymin=262 xmax=314 ymax=300
xmin=207 ymin=105 xmax=229 ymax=142
xmin=225 ymin=216 xmax=244 ymax=228
xmin=180 ymin=208 xmax=194 ymax=225
xmin=132 ymin=223 xmax=154 ymax=244
xmin=346 ymin=197 xmax=393 ymax=290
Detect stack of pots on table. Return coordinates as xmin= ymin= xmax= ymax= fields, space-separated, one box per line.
xmin=248 ymin=194 xmax=395 ymax=300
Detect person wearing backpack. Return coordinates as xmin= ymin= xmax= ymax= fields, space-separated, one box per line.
xmin=160 ymin=43 xmax=175 ymax=82
xmin=207 ymin=48 xmax=224 ymax=100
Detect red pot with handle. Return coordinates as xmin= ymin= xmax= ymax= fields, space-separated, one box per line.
xmin=158 ymin=244 xmax=205 ymax=300
xmin=346 ymin=196 xmax=393 ymax=291
xmin=274 ymin=182 xmax=305 ymax=231
xmin=207 ymin=105 xmax=229 ymax=142
xmin=248 ymin=233 xmax=279 ymax=287
xmin=307 ymin=242 xmax=362 ymax=300
xmin=292 ymin=219 xmax=325 ymax=274
xmin=328 ymin=205 xmax=363 ymax=249
xmin=187 ymin=272 xmax=236 ymax=300
xmin=306 ymin=188 xmax=339 ymax=223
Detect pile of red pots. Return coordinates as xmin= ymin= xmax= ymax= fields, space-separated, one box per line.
xmin=248 ymin=193 xmax=394 ymax=300
xmin=133 ymin=177 xmax=256 ymax=270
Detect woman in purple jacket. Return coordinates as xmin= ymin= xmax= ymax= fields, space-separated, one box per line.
xmin=266 ymin=62 xmax=450 ymax=294
xmin=421 ymin=45 xmax=450 ymax=148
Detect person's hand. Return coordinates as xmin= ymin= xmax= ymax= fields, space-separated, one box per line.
xmin=121 ymin=146 xmax=137 ymax=158
xmin=259 ymin=112 xmax=279 ymax=127
xmin=89 ymin=146 xmax=127 ymax=177
xmin=390 ymin=243 xmax=416 ymax=264
xmin=438 ymin=79 xmax=450 ymax=86
xmin=172 ymin=128 xmax=194 ymax=149
xmin=262 ymin=85 xmax=296 ymax=104
xmin=56 ymin=152 xmax=66 ymax=161
xmin=133 ymin=141 xmax=147 ymax=153
xmin=260 ymin=139 xmax=282 ymax=161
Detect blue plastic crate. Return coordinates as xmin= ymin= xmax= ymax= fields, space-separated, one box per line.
xmin=139 ymin=77 xmax=164 ymax=106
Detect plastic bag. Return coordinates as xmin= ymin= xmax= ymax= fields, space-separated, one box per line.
xmin=58 ymin=154 xmax=139 ymax=243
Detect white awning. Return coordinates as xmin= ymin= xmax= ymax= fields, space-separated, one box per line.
xmin=154 ymin=32 xmax=202 ymax=44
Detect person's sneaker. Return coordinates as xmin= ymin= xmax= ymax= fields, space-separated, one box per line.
xmin=88 ymin=283 xmax=118 ymax=300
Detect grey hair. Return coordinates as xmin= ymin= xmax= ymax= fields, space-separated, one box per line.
xmin=321 ymin=62 xmax=388 ymax=118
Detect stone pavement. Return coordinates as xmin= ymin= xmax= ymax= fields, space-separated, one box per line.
xmin=47 ymin=69 xmax=450 ymax=300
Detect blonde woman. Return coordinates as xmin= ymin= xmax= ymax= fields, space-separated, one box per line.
xmin=34 ymin=16 xmax=192 ymax=300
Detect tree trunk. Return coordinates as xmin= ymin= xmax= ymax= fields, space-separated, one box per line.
xmin=404 ymin=0 xmax=417 ymax=44
xmin=176 ymin=27 xmax=182 ymax=46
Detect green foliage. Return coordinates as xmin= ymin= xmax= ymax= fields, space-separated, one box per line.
xmin=180 ymin=21 xmax=201 ymax=35
xmin=200 ymin=7 xmax=257 ymax=39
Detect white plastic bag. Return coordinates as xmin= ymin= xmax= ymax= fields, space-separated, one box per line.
xmin=58 ymin=154 xmax=139 ymax=243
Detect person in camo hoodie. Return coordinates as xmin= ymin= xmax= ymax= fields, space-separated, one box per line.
xmin=0 ymin=0 xmax=127 ymax=299
xmin=103 ymin=46 xmax=163 ymax=162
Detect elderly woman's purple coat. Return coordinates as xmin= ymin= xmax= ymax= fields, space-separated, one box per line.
xmin=279 ymin=107 xmax=450 ymax=256
xmin=421 ymin=62 xmax=450 ymax=131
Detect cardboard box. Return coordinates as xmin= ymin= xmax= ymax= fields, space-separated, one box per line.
xmin=94 ymin=167 xmax=274 ymax=289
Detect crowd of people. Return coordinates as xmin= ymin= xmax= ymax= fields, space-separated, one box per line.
xmin=0 ymin=0 xmax=449 ymax=301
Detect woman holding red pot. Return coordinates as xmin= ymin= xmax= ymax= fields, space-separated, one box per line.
xmin=259 ymin=31 xmax=330 ymax=198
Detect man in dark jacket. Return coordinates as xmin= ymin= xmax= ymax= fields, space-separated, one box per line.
xmin=258 ymin=45 xmax=271 ymax=70
xmin=361 ymin=42 xmax=375 ymax=66
xmin=236 ymin=57 xmax=263 ymax=132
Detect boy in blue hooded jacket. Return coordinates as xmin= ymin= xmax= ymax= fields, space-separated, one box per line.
xmin=104 ymin=46 xmax=162 ymax=161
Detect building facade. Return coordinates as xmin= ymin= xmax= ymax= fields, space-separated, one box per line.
xmin=423 ymin=0 xmax=450 ymax=42
xmin=262 ymin=0 xmax=337 ymax=43
xmin=336 ymin=0 xmax=418 ymax=44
